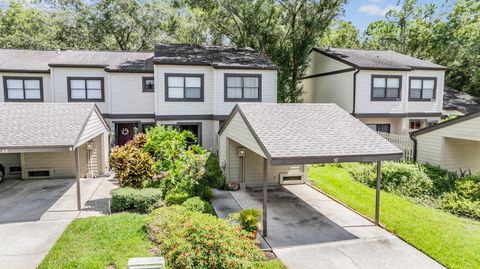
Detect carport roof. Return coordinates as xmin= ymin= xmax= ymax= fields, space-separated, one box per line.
xmin=219 ymin=103 xmax=403 ymax=165
xmin=0 ymin=103 xmax=107 ymax=152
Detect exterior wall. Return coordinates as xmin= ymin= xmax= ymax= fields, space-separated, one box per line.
xmin=0 ymin=72 xmax=52 ymax=102
xmin=51 ymin=67 xmax=110 ymax=113
xmin=355 ymin=69 xmax=444 ymax=115
xmin=0 ymin=153 xmax=21 ymax=179
xmin=218 ymin=112 xmax=265 ymax=157
xmin=79 ymin=135 xmax=105 ymax=177
xmin=442 ymin=138 xmax=480 ymax=174
xmin=359 ymin=117 xmax=403 ymax=134
xmin=302 ymin=72 xmax=354 ymax=112
xmin=22 ymin=151 xmax=76 ymax=179
xmin=306 ymin=52 xmax=351 ymax=75
xmin=225 ymin=140 xmax=303 ymax=187
xmin=416 ymin=116 xmax=480 ymax=171
xmin=214 ymin=69 xmax=277 ymax=116
xmin=110 ymin=72 xmax=155 ymax=115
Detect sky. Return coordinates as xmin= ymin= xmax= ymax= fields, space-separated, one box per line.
xmin=342 ymin=0 xmax=453 ymax=32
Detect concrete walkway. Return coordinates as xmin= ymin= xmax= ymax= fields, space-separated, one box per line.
xmin=0 ymin=176 xmax=117 ymax=269
xmin=213 ymin=184 xmax=444 ymax=269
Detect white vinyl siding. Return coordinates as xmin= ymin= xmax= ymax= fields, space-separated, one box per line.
xmin=110 ymin=73 xmax=155 ymax=114
xmin=22 ymin=151 xmax=76 ymax=179
xmin=301 ymin=72 xmax=354 ymax=112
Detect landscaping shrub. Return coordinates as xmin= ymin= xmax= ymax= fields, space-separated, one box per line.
xmin=111 ymin=187 xmax=162 ymax=213
xmin=181 ymin=196 xmax=214 ymax=214
xmin=164 ymin=190 xmax=190 ymax=205
xmin=336 ymin=163 xmax=376 ymax=186
xmin=380 ymin=162 xmax=433 ymax=197
xmin=440 ymin=192 xmax=480 ymax=220
xmin=145 ymin=206 xmax=266 ymax=269
xmin=202 ymin=152 xmax=226 ymax=189
xmin=421 ymin=163 xmax=458 ymax=194
xmin=109 ymin=139 xmax=156 ymax=188
xmin=236 ymin=209 xmax=261 ymax=233
xmin=455 ymin=176 xmax=480 ymax=201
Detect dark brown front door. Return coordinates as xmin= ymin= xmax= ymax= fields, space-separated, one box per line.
xmin=116 ymin=123 xmax=135 ymax=146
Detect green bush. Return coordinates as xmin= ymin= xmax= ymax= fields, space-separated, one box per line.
xmin=421 ymin=163 xmax=458 ymax=194
xmin=182 ymin=196 xmax=214 ymax=214
xmin=455 ymin=176 xmax=480 ymax=201
xmin=336 ymin=163 xmax=376 ymax=186
xmin=237 ymin=209 xmax=261 ymax=233
xmin=440 ymin=192 xmax=480 ymax=220
xmin=109 ymin=136 xmax=156 ymax=188
xmin=164 ymin=190 xmax=190 ymax=206
xmin=111 ymin=188 xmax=162 ymax=213
xmin=381 ymin=162 xmax=433 ymax=197
xmin=145 ymin=206 xmax=265 ymax=269
xmin=202 ymin=152 xmax=226 ymax=189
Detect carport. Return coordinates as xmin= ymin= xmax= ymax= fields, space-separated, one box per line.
xmin=0 ymin=103 xmax=110 ymax=210
xmin=218 ymin=103 xmax=403 ymax=236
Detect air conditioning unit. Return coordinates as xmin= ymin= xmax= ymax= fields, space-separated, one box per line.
xmin=128 ymin=257 xmax=165 ymax=269
xmin=279 ymin=167 xmax=304 ymax=185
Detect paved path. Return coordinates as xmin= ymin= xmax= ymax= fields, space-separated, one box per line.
xmin=0 ymin=176 xmax=117 ymax=269
xmin=214 ymin=184 xmax=444 ymax=269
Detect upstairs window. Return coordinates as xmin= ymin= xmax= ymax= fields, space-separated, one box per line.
xmin=3 ymin=77 xmax=43 ymax=102
xmin=371 ymin=75 xmax=402 ymax=101
xmin=225 ymin=74 xmax=262 ymax=102
xmin=68 ymin=77 xmax=104 ymax=102
xmin=165 ymin=74 xmax=203 ymax=101
xmin=409 ymin=77 xmax=436 ymax=101
xmin=367 ymin=124 xmax=391 ymax=133
xmin=143 ymin=77 xmax=154 ymax=92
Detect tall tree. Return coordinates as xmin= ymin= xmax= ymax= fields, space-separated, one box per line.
xmin=183 ymin=0 xmax=346 ymax=102
xmin=320 ymin=20 xmax=360 ymax=49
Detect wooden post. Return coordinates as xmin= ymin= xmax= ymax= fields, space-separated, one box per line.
xmin=262 ymin=158 xmax=268 ymax=237
xmin=375 ymin=160 xmax=381 ymax=225
xmin=75 ymin=147 xmax=81 ymax=211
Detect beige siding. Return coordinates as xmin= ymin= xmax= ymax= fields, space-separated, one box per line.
xmin=305 ymin=52 xmax=351 ymax=75
xmin=302 ymin=72 xmax=354 ymax=112
xmin=22 ymin=151 xmax=75 ymax=178
xmin=0 ymin=153 xmax=21 ymax=179
xmin=110 ymin=72 xmax=155 ymax=114
xmin=79 ymin=136 xmax=105 ymax=176
xmin=226 ymin=140 xmax=303 ymax=187
xmin=51 ymin=67 xmax=110 ymax=113
xmin=0 ymin=73 xmax=52 ymax=102
xmin=219 ymin=112 xmax=265 ymax=158
xmin=416 ymin=116 xmax=480 ymax=172
xmin=76 ymin=110 xmax=109 ymax=147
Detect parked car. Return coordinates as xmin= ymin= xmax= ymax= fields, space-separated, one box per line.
xmin=0 ymin=163 xmax=4 ymax=183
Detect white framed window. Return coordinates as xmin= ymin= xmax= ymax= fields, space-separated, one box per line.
xmin=3 ymin=77 xmax=43 ymax=102
xmin=67 ymin=77 xmax=104 ymax=102
xmin=225 ymin=74 xmax=261 ymax=101
xmin=409 ymin=77 xmax=436 ymax=101
xmin=371 ymin=75 xmax=402 ymax=101
xmin=165 ymin=74 xmax=203 ymax=101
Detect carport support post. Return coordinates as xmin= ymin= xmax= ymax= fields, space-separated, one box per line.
xmin=262 ymin=158 xmax=268 ymax=237
xmin=75 ymin=147 xmax=81 ymax=211
xmin=375 ymin=161 xmax=381 ymax=226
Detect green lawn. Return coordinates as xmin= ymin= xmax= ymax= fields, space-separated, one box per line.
xmin=38 ymin=213 xmax=154 ymax=269
xmin=308 ymin=166 xmax=480 ymax=269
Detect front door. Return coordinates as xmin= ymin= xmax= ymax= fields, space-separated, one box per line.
xmin=116 ymin=123 xmax=135 ymax=146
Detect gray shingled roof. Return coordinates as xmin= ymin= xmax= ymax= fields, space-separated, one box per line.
xmin=154 ymin=44 xmax=277 ymax=69
xmin=314 ymin=47 xmax=446 ymax=70
xmin=0 ymin=49 xmax=153 ymax=72
xmin=443 ymin=87 xmax=480 ymax=114
xmin=0 ymin=103 xmax=98 ymax=149
xmin=221 ymin=103 xmax=402 ymax=165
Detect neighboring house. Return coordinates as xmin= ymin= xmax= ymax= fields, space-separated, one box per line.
xmin=443 ymin=87 xmax=480 ymax=116
xmin=0 ymin=103 xmax=109 ymax=180
xmin=302 ymin=48 xmax=447 ymax=135
xmin=412 ymin=110 xmax=480 ymax=174
xmin=0 ymin=44 xmax=277 ymax=151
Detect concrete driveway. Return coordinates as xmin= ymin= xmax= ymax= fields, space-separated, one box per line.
xmin=0 ymin=177 xmax=116 ymax=269
xmin=217 ymin=184 xmax=444 ymax=269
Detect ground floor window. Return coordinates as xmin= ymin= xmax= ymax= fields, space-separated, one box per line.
xmin=366 ymin=124 xmax=391 ymax=133
xmin=177 ymin=123 xmax=202 ymax=146
xmin=409 ymin=120 xmax=425 ymax=130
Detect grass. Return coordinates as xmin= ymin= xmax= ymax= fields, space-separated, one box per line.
xmin=255 ymin=259 xmax=288 ymax=269
xmin=38 ymin=213 xmax=153 ymax=269
xmin=308 ymin=165 xmax=480 ymax=269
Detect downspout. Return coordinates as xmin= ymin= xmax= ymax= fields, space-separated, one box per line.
xmin=410 ymin=132 xmax=418 ymax=161
xmin=352 ymin=69 xmax=360 ymax=116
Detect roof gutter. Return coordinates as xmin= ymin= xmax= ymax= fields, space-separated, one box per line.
xmin=409 ymin=132 xmax=418 ymax=161
xmin=352 ymin=68 xmax=360 ymax=115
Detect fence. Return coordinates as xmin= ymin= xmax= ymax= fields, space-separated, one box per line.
xmin=377 ymin=131 xmax=414 ymax=162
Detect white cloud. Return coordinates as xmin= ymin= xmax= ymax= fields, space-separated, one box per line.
xmin=368 ymin=0 xmax=385 ymax=3
xmin=358 ymin=4 xmax=398 ymax=16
